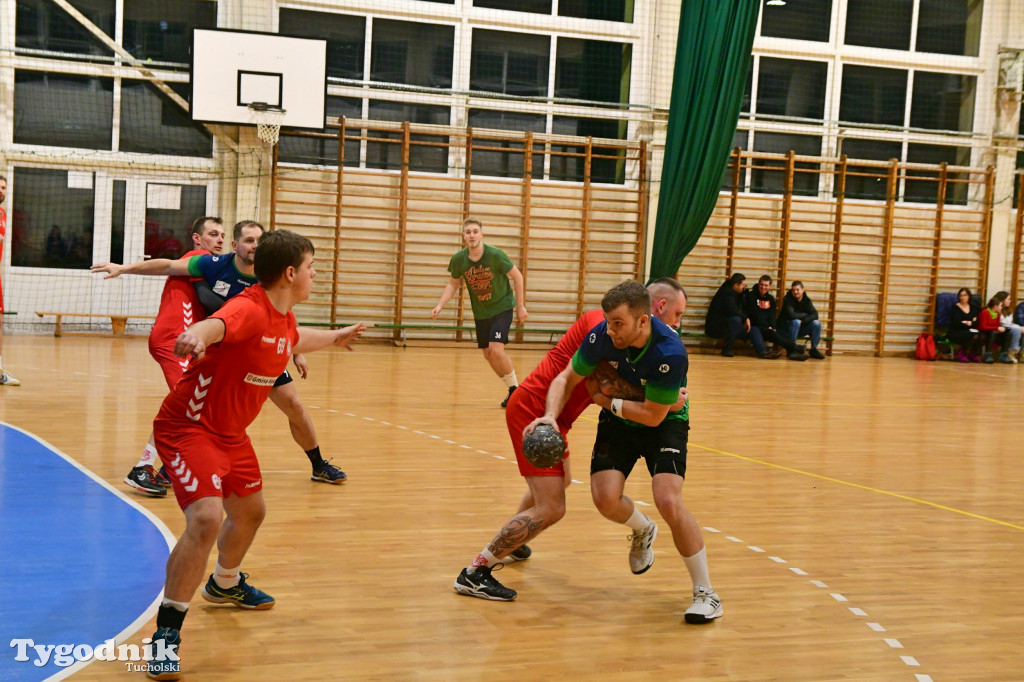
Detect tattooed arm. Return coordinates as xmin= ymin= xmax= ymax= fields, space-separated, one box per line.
xmin=585 ymin=359 xmax=688 ymax=412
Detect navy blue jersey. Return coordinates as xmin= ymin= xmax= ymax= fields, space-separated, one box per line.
xmin=187 ymin=254 xmax=257 ymax=301
xmin=571 ymin=316 xmax=688 ymax=422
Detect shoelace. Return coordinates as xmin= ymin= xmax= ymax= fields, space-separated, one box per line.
xmin=628 ymin=527 xmax=651 ymax=551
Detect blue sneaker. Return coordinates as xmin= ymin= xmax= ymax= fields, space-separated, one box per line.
xmin=200 ymin=572 xmax=275 ymax=610
xmin=311 ymin=459 xmax=347 ymax=484
xmin=145 ymin=627 xmax=181 ymax=680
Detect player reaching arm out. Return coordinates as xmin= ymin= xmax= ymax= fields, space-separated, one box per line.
xmin=91 ymin=257 xmax=191 ymax=278
xmin=175 ymin=319 xmax=366 ymax=362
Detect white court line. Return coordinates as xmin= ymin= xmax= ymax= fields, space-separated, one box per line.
xmin=867 ymin=622 xmax=885 ymax=632
xmin=884 ymin=638 xmax=903 ymax=649
xmin=789 ymin=567 xmax=808 ymax=575
xmin=849 ymin=607 xmax=868 ymax=616
xmin=811 ymin=580 xmax=829 ymax=588
xmin=900 ymin=656 xmax=920 ymax=666
xmin=726 ymin=536 xmax=743 ymax=543
xmin=829 ymin=593 xmax=848 ymax=602
xmin=747 ymin=546 xmax=765 ymax=553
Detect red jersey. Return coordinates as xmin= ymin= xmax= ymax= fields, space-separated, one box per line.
xmin=0 ymin=206 xmax=6 ymax=313
xmin=519 ymin=309 xmax=605 ymax=425
xmin=156 ymin=286 xmax=298 ymax=437
xmin=148 ymin=249 xmax=209 ymax=354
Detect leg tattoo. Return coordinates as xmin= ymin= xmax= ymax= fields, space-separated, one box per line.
xmin=488 ymin=514 xmax=544 ymax=555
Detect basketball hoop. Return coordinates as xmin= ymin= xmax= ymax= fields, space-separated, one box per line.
xmin=247 ymin=102 xmax=286 ymax=146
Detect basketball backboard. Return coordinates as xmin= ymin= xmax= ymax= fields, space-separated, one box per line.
xmin=190 ymin=28 xmax=326 ymax=131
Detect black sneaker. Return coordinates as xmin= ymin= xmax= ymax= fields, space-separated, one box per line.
xmin=501 ymin=386 xmax=517 ymax=408
xmin=154 ymin=466 xmax=172 ymax=488
xmin=311 ymin=459 xmax=347 ymax=484
xmin=720 ymin=348 xmax=733 ymax=358
xmin=201 ymin=572 xmax=275 ymax=610
xmin=808 ymin=348 xmax=825 ymax=360
xmin=453 ymin=565 xmax=517 ymax=601
xmin=787 ymin=351 xmax=809 ymax=361
xmin=500 ymin=545 xmax=532 ymax=564
xmin=125 ymin=466 xmax=167 ymax=497
xmin=145 ymin=626 xmax=181 ymax=680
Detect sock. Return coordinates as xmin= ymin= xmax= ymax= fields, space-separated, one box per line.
xmin=156 ymin=601 xmax=188 ymax=631
xmin=304 ymin=446 xmax=324 ymax=468
xmin=683 ymin=547 xmax=711 ymax=589
xmin=624 ymin=506 xmax=651 ymax=532
xmin=136 ymin=443 xmax=159 ymax=468
xmin=467 ymin=547 xmax=499 ymax=574
xmin=501 ymin=372 xmax=518 ymax=389
xmin=213 ymin=562 xmax=240 ymax=589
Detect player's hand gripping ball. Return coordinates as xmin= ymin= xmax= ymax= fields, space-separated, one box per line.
xmin=522 ymin=424 xmax=566 ymax=468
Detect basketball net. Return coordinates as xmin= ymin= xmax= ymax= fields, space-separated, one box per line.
xmin=247 ymin=103 xmax=286 ymax=146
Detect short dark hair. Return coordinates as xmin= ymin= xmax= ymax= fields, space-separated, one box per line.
xmin=0 ymin=175 xmax=6 ymax=183
xmin=727 ymin=273 xmax=745 ymax=287
xmin=759 ymin=274 xmax=772 ymax=284
xmin=462 ymin=218 xmax=482 ymax=229
xmin=647 ymin=277 xmax=687 ymax=300
xmin=791 ymin=280 xmax=804 ymax=289
xmin=191 ymin=216 xmax=222 ymax=237
xmin=254 ymin=230 xmax=315 ymax=287
xmin=601 ymin=280 xmax=651 ymax=317
xmin=233 ymin=220 xmax=266 ymax=241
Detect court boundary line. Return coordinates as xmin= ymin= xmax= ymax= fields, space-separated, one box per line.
xmin=0 ymin=422 xmax=177 ymax=682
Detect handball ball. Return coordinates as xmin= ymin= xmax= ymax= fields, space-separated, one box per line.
xmin=522 ymin=424 xmax=566 ymax=468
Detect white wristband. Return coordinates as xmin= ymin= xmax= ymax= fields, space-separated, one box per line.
xmin=610 ymin=398 xmax=623 ymax=416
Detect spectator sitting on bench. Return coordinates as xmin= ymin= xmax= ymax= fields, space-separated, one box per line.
xmin=948 ymin=287 xmax=982 ymax=363
xmin=705 ymin=273 xmax=756 ymax=358
xmin=998 ymin=293 xmax=1022 ymax=364
xmin=745 ymin=275 xmax=808 ymax=362
xmin=778 ymin=280 xmax=825 ymax=360
xmin=977 ymin=293 xmax=1013 ymax=364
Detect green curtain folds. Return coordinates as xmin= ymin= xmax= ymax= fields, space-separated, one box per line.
xmin=647 ymin=1 xmax=760 ymax=281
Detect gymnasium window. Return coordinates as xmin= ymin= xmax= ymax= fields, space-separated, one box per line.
xmin=143 ymin=185 xmax=209 ymax=260
xmin=15 ymin=0 xmax=114 ymax=58
xmin=279 ymin=9 xmax=365 ymax=81
xmin=366 ymin=101 xmax=450 ymax=173
xmin=475 ymin=0 xmax=552 ymax=14
xmin=839 ymin=65 xmax=908 ymax=127
xmin=277 ymin=97 xmax=362 ymax=167
xmin=110 ymin=180 xmax=126 ymax=264
xmin=756 ymin=58 xmax=828 ymax=120
xmin=467 ymin=109 xmax=546 ymax=179
xmin=122 ymin=0 xmax=217 ymax=66
xmin=845 ymin=0 xmax=914 ymax=51
xmin=371 ymin=20 xmax=454 ymax=89
xmin=837 ymin=138 xmax=902 ymax=201
xmin=559 ymin=0 xmax=634 ymax=22
xmin=119 ymin=81 xmax=213 ymax=157
xmin=904 ymin=143 xmax=970 ymax=205
xmin=750 ymin=132 xmax=822 ymax=197
xmin=910 ymin=71 xmax=977 ymax=132
xmin=555 ymin=38 xmax=632 ymax=104
xmin=759 ymin=0 xmax=832 ymax=42
xmin=720 ymin=130 xmax=749 ymax=192
xmin=10 ymin=168 xmax=97 ymax=270
xmin=917 ymin=0 xmax=983 ymax=57
xmin=13 ymin=71 xmax=113 ymax=150
xmin=550 ymin=117 xmax=627 ymax=184
xmin=470 ymin=30 xmax=551 ymax=98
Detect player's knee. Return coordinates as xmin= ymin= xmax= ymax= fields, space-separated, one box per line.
xmin=591 ymin=489 xmax=619 ymax=517
xmin=187 ymin=509 xmax=223 ymax=545
xmin=535 ymin=496 xmax=566 ymax=524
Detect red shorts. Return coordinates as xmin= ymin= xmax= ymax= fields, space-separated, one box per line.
xmin=505 ymin=388 xmax=572 ymax=477
xmin=153 ymin=421 xmax=263 ymax=510
xmin=0 ymin=277 xmax=4 ymax=314
xmin=149 ymin=343 xmax=190 ymax=390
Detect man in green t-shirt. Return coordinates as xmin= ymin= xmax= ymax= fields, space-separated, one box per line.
xmin=432 ymin=218 xmax=528 ymax=407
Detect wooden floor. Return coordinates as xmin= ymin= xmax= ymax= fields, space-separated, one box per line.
xmin=2 ymin=335 xmax=1023 ymax=681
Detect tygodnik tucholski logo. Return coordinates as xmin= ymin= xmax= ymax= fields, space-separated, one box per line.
xmin=10 ymin=637 xmax=178 ymax=671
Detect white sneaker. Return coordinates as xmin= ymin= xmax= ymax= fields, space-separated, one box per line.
xmin=627 ymin=520 xmax=658 ymax=574
xmin=685 ymin=585 xmax=722 ymax=624
xmin=0 ymin=370 xmax=20 ymax=386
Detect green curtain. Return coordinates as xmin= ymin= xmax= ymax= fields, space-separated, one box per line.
xmin=647 ymin=1 xmax=760 ymax=281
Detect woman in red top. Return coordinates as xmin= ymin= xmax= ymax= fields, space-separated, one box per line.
xmin=976 ymin=294 xmax=1011 ymax=364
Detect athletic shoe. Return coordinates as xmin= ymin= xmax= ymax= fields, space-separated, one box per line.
xmin=154 ymin=466 xmax=172 ymax=488
xmin=201 ymin=572 xmax=276 ymax=610
xmin=311 ymin=459 xmax=347 ymax=484
xmin=787 ymin=351 xmax=809 ymax=361
xmin=808 ymin=348 xmax=826 ymax=360
xmin=453 ymin=566 xmax=517 ymax=601
xmin=767 ymin=348 xmax=785 ymax=359
xmin=998 ymin=352 xmax=1014 ymax=364
xmin=500 ymin=545 xmax=532 ymax=564
xmin=628 ymin=519 xmax=658 ymax=574
xmin=125 ymin=466 xmax=167 ymax=497
xmin=145 ymin=626 xmax=181 ymax=680
xmin=983 ymin=352 xmax=995 ymax=364
xmin=684 ymin=585 xmax=723 ymax=624
xmin=720 ymin=348 xmax=733 ymax=358
xmin=501 ymin=386 xmax=517 ymax=408
xmin=0 ymin=370 xmax=20 ymax=386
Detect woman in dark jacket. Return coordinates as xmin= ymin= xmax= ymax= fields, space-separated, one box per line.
xmin=947 ymin=287 xmax=982 ymax=362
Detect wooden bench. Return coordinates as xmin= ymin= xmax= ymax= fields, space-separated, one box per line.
xmin=36 ymin=312 xmax=156 ymax=338
xmin=374 ymin=323 xmax=567 ymax=347
xmin=680 ymin=331 xmax=835 ymax=355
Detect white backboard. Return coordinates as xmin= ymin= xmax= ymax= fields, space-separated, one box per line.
xmin=191 ymin=28 xmax=327 ymax=130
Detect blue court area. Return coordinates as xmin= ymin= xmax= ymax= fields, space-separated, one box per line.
xmin=0 ymin=424 xmax=172 ymax=681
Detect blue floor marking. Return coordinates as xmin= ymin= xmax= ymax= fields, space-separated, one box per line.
xmin=0 ymin=423 xmax=173 ymax=681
